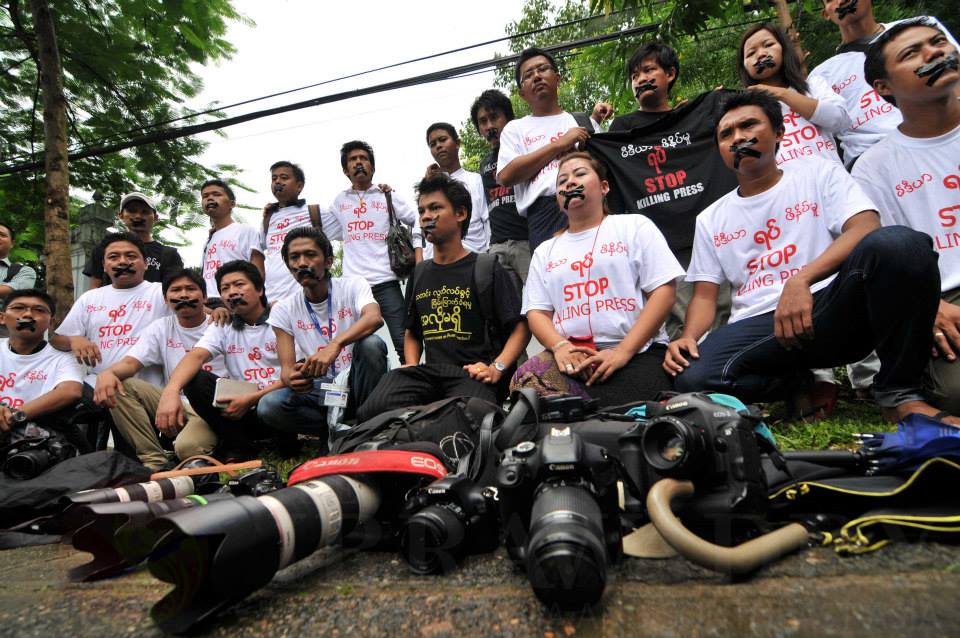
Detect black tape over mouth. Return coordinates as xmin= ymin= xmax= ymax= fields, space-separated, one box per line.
xmin=731 ymin=138 xmax=762 ymax=169
xmin=754 ymin=55 xmax=776 ymax=73
xmin=130 ymin=219 xmax=147 ymax=227
xmin=836 ymin=0 xmax=857 ymax=19
xmin=484 ymin=128 xmax=499 ymax=141
xmin=559 ymin=185 xmax=586 ymax=210
xmin=634 ymin=80 xmax=656 ymax=99
xmin=227 ymin=297 xmax=247 ymax=308
xmin=204 ymin=202 xmax=218 ymax=210
xmin=15 ymin=318 xmax=37 ymax=332
xmin=174 ymin=299 xmax=200 ymax=310
xmin=273 ymin=184 xmax=285 ymax=194
xmin=916 ymin=52 xmax=959 ymax=86
xmin=111 ymin=264 xmax=135 ymax=277
xmin=294 ymin=267 xmax=317 ymax=280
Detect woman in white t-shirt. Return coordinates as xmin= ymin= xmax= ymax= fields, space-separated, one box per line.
xmin=739 ymin=23 xmax=849 ymax=166
xmin=510 ymin=152 xmax=684 ymax=405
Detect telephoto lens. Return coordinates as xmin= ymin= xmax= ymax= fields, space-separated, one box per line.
xmin=58 ymin=476 xmax=199 ymax=534
xmin=139 ymin=449 xmax=449 ymax=634
xmin=398 ymin=474 xmax=499 ymax=574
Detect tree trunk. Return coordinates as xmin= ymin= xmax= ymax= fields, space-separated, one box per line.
xmin=28 ymin=0 xmax=73 ymax=326
xmin=772 ymin=0 xmax=809 ymax=75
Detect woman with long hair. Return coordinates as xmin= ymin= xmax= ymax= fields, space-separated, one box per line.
xmin=509 ymin=152 xmax=683 ymax=405
xmin=739 ymin=22 xmax=850 ymax=166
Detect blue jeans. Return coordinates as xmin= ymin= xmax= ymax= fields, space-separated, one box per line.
xmin=675 ymin=227 xmax=940 ymax=408
xmin=259 ymin=334 xmax=388 ymax=435
xmin=371 ymin=280 xmax=406 ymax=362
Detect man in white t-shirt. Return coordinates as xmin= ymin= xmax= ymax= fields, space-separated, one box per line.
xmin=854 ymin=19 xmax=960 ymax=418
xmin=0 ymin=289 xmax=83 ymax=445
xmin=321 ymin=140 xmax=418 ymax=362
xmin=93 ymin=269 xmax=227 ymax=469
xmin=260 ymin=227 xmax=387 ymax=446
xmin=53 ymin=233 xmax=172 ymax=389
xmin=808 ymin=0 xmax=958 ymax=168
xmin=663 ymin=89 xmax=950 ymax=424
xmin=413 ymin=122 xmax=490 ymax=260
xmin=260 ymin=161 xmax=323 ymax=304
xmin=156 ymin=261 xmax=287 ymax=460
xmin=496 ymin=47 xmax=611 ymax=252
xmin=201 ymin=179 xmax=264 ymax=306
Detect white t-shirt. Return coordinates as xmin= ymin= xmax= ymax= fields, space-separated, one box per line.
xmin=523 ymin=214 xmax=684 ymax=351
xmin=194 ymin=321 xmax=280 ymax=390
xmin=497 ymin=112 xmax=600 ymax=215
xmin=57 ymin=281 xmax=170 ymax=385
xmin=414 ymin=168 xmax=490 ymax=259
xmin=261 ymin=203 xmax=315 ymax=303
xmin=0 ymin=341 xmax=82 ymax=411
xmin=322 ymin=187 xmax=418 ymax=286
xmin=777 ymin=75 xmax=847 ymax=166
xmin=268 ymin=275 xmax=378 ymax=374
xmin=853 ymin=123 xmax=960 ymax=292
xmin=202 ymin=223 xmax=262 ymax=299
xmin=808 ymin=17 xmax=958 ymax=165
xmin=687 ymin=158 xmax=876 ymax=323
xmin=127 ymin=315 xmax=229 ymax=384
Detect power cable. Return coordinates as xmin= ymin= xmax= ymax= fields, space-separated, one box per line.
xmin=0 ymin=21 xmax=659 ymax=176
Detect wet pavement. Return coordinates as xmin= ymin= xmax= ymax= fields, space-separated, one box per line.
xmin=1 ymin=537 xmax=958 ymax=637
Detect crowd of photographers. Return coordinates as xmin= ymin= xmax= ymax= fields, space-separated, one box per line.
xmin=2 ymin=0 xmax=959 ymax=475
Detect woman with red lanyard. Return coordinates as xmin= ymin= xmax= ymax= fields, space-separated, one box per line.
xmin=509 ymin=152 xmax=684 ymax=405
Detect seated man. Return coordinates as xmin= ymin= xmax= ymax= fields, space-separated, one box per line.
xmin=0 ymin=289 xmax=83 ymax=444
xmin=663 ymin=89 xmax=951 ymax=424
xmin=156 ymin=261 xmax=285 ymax=460
xmin=357 ymin=174 xmax=529 ymax=422
xmin=93 ymin=269 xmax=227 ymax=468
xmin=260 ymin=227 xmax=387 ymax=444
xmin=854 ymin=18 xmax=960 ymax=416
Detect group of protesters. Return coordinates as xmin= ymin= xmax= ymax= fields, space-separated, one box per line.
xmin=1 ymin=0 xmax=959 ymax=471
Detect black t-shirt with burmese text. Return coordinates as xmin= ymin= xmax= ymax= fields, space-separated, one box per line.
xmin=480 ymin=147 xmax=528 ymax=244
xmin=404 ymin=252 xmax=522 ymax=367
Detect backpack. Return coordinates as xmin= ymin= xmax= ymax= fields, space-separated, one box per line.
xmin=2 ymin=262 xmax=22 ymax=284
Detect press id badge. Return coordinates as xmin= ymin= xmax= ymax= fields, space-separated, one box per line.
xmin=321 ymin=382 xmax=349 ymax=408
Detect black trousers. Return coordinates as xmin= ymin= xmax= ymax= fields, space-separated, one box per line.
xmin=183 ymin=371 xmax=274 ymax=457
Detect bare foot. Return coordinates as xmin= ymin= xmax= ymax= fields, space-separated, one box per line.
xmin=890 ymin=401 xmax=960 ymax=428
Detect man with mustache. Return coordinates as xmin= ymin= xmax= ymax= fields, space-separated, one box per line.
xmin=83 ymin=192 xmax=184 ymax=289
xmin=854 ymin=18 xmax=960 ymax=420
xmin=156 ymin=261 xmax=288 ymax=460
xmin=0 ymin=289 xmax=83 ymax=446
xmin=260 ymin=161 xmax=323 ymax=304
xmin=93 ymin=269 xmax=227 ymax=469
xmin=414 ymin=123 xmax=489 ymax=261
xmin=470 ymin=89 xmax=531 ymax=285
xmin=201 ymin=179 xmax=264 ymax=307
xmin=496 ymin=47 xmax=611 ymax=252
xmin=321 ymin=141 xmax=418 ymax=362
xmin=260 ymin=227 xmax=387 ymax=448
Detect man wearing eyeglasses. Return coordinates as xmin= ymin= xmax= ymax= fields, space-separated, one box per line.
xmin=496 ymin=47 xmax=613 ymax=251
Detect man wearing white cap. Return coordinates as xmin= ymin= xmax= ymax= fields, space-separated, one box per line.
xmin=83 ymin=191 xmax=184 ymax=288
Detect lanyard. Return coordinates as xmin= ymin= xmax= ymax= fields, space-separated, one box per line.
xmin=303 ymin=281 xmax=337 ymax=376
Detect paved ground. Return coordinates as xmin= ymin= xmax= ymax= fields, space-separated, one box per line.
xmin=1 ymin=536 xmax=958 ymax=637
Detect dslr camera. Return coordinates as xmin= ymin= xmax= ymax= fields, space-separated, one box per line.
xmin=621 ymin=392 xmax=768 ymax=519
xmin=497 ymin=426 xmax=622 ymax=610
xmin=3 ymin=431 xmax=79 ymax=480
xmin=398 ymin=474 xmax=499 ymax=574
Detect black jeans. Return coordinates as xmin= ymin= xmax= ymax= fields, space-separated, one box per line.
xmin=183 ymin=371 xmax=274 ymax=457
xmin=371 ymin=280 xmax=406 ymax=362
xmin=675 ymin=226 xmax=941 ymax=408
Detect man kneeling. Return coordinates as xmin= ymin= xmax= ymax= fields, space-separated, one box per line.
xmin=261 ymin=226 xmax=387 ymax=447
xmin=664 ymin=89 xmax=950 ymax=424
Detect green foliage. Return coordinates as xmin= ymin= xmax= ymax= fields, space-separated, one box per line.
xmin=0 ymin=0 xmax=248 ymax=257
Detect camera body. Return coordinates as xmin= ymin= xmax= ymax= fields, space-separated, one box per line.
xmin=537 ymin=395 xmax=598 ymax=423
xmin=398 ymin=474 xmax=499 ymax=574
xmin=497 ymin=427 xmax=621 ymax=609
xmin=4 ymin=432 xmax=79 ymax=480
xmin=627 ymin=393 xmax=768 ymax=518
xmin=225 ymin=467 xmax=283 ymax=497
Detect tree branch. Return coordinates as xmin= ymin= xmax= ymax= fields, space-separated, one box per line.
xmin=59 ymin=48 xmax=151 ymax=131
xmin=0 ymin=54 xmax=31 ymax=76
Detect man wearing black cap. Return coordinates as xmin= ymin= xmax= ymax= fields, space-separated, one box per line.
xmin=84 ymin=191 xmax=184 ymax=288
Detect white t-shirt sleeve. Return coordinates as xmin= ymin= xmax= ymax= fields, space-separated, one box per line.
xmin=851 ymin=148 xmax=901 ymax=226
xmin=193 ymin=323 xmax=224 ymax=359
xmin=126 ymin=318 xmax=164 ymax=368
xmin=321 ymin=200 xmax=343 ymax=241
xmin=634 ymin=218 xmax=685 ymax=293
xmin=267 ymin=297 xmax=295 ymax=336
xmin=55 ymin=296 xmax=88 ymax=338
xmin=390 ymin=191 xmax=418 ymax=228
xmin=241 ymin=224 xmax=263 ymax=259
xmin=350 ymin=277 xmax=377 ymax=311
xmin=52 ymin=352 xmax=84 ymax=387
xmin=686 ymin=213 xmax=729 ymax=284
xmin=496 ymin=121 xmax=523 ymax=183
xmin=822 ymin=161 xmax=878 ymax=234
xmin=807 ymin=75 xmax=851 ymax=133
xmin=521 ymin=246 xmax=555 ymax=314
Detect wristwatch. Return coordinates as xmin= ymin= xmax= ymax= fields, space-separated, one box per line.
xmin=9 ymin=410 xmax=27 ymax=424
xmin=492 ymin=361 xmax=507 ymax=373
